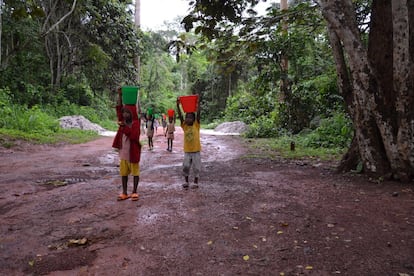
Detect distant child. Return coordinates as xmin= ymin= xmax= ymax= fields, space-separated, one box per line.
xmin=146 ymin=114 xmax=155 ymax=150
xmin=161 ymin=116 xmax=167 ymax=133
xmin=176 ymin=95 xmax=201 ymax=189
xmin=164 ymin=116 xmax=176 ymax=152
xmin=154 ymin=118 xmax=159 ymax=134
xmin=112 ymin=88 xmax=141 ymax=201
xmin=140 ymin=113 xmax=146 ymax=135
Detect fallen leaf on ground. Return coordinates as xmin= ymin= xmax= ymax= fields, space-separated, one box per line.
xmin=243 ymin=255 xmax=250 ymax=261
xmin=207 ymin=240 xmax=213 ymax=245
xmin=68 ymin=237 xmax=87 ymax=246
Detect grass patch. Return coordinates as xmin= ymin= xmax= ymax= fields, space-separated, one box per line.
xmin=246 ymin=136 xmax=345 ymax=161
xmin=99 ymin=119 xmax=118 ymax=131
xmin=0 ymin=128 xmax=100 ymax=147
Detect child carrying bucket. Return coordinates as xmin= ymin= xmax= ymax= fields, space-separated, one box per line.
xmin=176 ymin=95 xmax=201 ymax=189
xmin=165 ymin=109 xmax=176 ymax=152
xmin=112 ymin=87 xmax=141 ymax=201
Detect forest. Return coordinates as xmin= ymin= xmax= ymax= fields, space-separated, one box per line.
xmin=0 ymin=0 xmax=413 ymax=181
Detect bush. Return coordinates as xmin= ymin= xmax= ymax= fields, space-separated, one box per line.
xmin=300 ymin=112 xmax=353 ymax=148
xmin=244 ymin=113 xmax=279 ymax=138
xmin=225 ymin=91 xmax=276 ymax=124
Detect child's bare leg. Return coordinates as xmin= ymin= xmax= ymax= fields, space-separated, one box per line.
xmin=183 ymin=176 xmax=189 ymax=189
xmin=122 ymin=176 xmax=128 ymax=194
xmin=182 ymin=154 xmax=191 ymax=189
xmin=133 ymin=176 xmax=139 ymax=193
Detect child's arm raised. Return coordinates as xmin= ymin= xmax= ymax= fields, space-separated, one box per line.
xmin=116 ymin=87 xmax=123 ymax=123
xmin=176 ymin=97 xmax=184 ymax=123
xmin=196 ymin=94 xmax=201 ymax=124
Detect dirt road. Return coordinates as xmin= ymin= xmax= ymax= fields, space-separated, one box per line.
xmin=0 ymin=128 xmax=413 ymax=275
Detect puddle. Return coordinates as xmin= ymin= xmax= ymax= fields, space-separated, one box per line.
xmin=38 ymin=178 xmax=88 ymax=187
xmin=137 ymin=209 xmax=169 ymax=224
xmin=100 ymin=130 xmax=116 ymax=137
xmin=98 ymin=152 xmax=118 ymax=165
xmin=144 ymin=163 xmax=182 ymax=171
xmin=201 ymin=129 xmax=240 ymax=136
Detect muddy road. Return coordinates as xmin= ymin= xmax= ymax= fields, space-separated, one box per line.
xmin=0 ymin=128 xmax=413 ymax=275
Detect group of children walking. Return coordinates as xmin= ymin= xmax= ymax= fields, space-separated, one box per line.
xmin=142 ymin=113 xmax=175 ymax=152
xmin=112 ymin=88 xmax=201 ymax=201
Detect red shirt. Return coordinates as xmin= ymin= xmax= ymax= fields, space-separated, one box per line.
xmin=112 ymin=105 xmax=141 ymax=163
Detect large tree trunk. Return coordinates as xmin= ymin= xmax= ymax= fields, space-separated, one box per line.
xmin=0 ymin=0 xmax=3 ymax=66
xmin=319 ymin=0 xmax=414 ymax=181
xmin=279 ymin=0 xmax=289 ymax=102
xmin=134 ymin=0 xmax=141 ymax=84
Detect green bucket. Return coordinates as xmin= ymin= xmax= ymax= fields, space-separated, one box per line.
xmin=121 ymin=86 xmax=139 ymax=104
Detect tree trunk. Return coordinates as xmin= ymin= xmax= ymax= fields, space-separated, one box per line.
xmin=319 ymin=0 xmax=414 ymax=181
xmin=279 ymin=0 xmax=289 ymax=102
xmin=134 ymin=0 xmax=141 ymax=84
xmin=0 ymin=0 xmax=3 ymax=66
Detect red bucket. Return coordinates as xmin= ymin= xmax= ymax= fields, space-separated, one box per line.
xmin=167 ymin=109 xmax=175 ymax=118
xmin=179 ymin=95 xmax=198 ymax=113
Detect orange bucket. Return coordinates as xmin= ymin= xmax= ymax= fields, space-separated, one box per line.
xmin=179 ymin=95 xmax=198 ymax=113
xmin=167 ymin=109 xmax=175 ymax=118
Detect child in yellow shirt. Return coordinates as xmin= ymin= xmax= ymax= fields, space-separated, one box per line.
xmin=176 ymin=96 xmax=201 ymax=189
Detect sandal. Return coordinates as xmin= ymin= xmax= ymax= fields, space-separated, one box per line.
xmin=131 ymin=193 xmax=139 ymax=201
xmin=117 ymin=193 xmax=129 ymax=201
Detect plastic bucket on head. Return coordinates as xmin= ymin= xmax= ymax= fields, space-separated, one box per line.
xmin=179 ymin=95 xmax=198 ymax=113
xmin=147 ymin=107 xmax=153 ymax=116
xmin=121 ymin=86 xmax=139 ymax=105
xmin=167 ymin=109 xmax=175 ymax=118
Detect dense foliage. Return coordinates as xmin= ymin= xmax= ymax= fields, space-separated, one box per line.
xmin=1 ymin=0 xmax=353 ymax=153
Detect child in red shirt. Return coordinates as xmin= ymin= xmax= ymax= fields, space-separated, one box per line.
xmin=112 ymin=88 xmax=141 ymax=201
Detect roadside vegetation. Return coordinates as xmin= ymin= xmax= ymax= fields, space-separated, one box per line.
xmin=1 ymin=1 xmax=383 ymax=169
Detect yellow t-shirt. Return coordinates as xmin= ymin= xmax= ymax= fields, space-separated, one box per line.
xmin=182 ymin=121 xmax=201 ymax=152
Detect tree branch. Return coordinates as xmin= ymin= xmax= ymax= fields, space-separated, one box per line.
xmin=42 ymin=0 xmax=77 ymax=36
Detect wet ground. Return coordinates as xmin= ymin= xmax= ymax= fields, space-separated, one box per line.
xmin=0 ymin=128 xmax=413 ymax=275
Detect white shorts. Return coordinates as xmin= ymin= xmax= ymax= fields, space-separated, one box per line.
xmin=182 ymin=152 xmax=201 ymax=178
